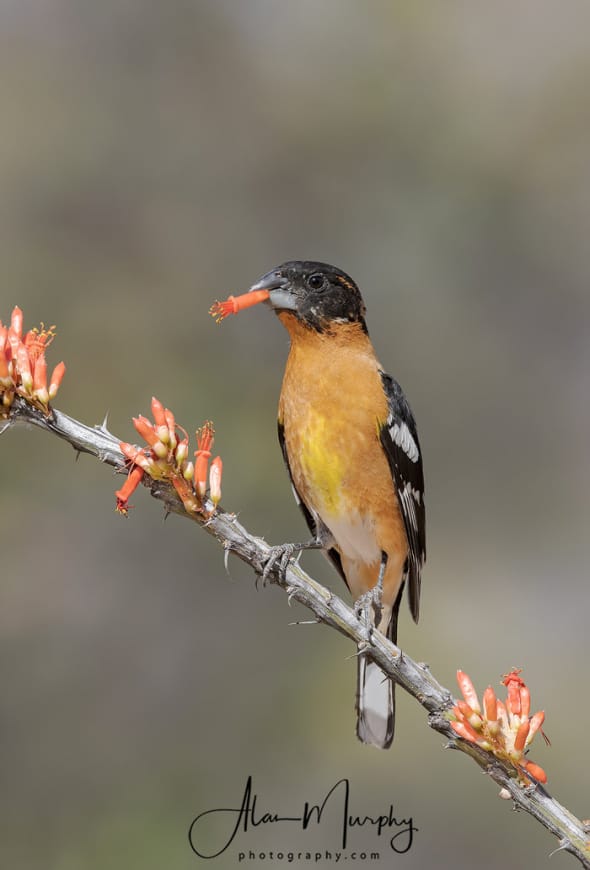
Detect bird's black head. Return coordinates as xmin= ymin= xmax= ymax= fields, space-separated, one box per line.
xmin=249 ymin=260 xmax=367 ymax=333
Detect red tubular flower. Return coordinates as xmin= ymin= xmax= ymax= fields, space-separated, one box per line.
xmin=115 ymin=465 xmax=145 ymax=515
xmin=195 ymin=421 xmax=214 ymax=498
xmin=502 ymin=669 xmax=525 ymax=716
xmin=24 ymin=323 xmax=56 ymax=365
xmin=194 ymin=459 xmax=208 ymax=498
xmin=209 ymin=289 xmax=270 ymax=323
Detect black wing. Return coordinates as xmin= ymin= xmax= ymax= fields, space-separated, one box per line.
xmin=378 ymin=372 xmax=426 ymax=623
xmin=277 ymin=420 xmax=348 ymax=587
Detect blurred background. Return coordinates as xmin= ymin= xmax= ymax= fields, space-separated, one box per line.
xmin=1 ymin=2 xmax=589 ymax=868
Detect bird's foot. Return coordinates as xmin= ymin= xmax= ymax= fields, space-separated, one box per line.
xmin=261 ymin=542 xmax=300 ymax=585
xmin=354 ymin=550 xmax=387 ymax=634
xmin=354 ymin=584 xmax=383 ymax=634
xmin=260 ymin=538 xmax=323 ymax=586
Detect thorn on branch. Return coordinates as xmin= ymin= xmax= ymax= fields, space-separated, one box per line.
xmin=223 ymin=542 xmax=232 ymax=575
xmin=549 ymin=839 xmax=573 ymax=858
xmin=95 ymin=412 xmax=113 ymax=436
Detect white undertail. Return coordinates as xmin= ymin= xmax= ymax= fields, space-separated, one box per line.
xmin=356 ymin=656 xmax=395 ymax=749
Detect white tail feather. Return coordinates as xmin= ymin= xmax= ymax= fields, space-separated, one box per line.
xmin=356 ymin=657 xmax=394 ymax=749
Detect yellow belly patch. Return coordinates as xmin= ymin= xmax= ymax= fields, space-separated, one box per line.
xmin=299 ymin=412 xmax=345 ymax=515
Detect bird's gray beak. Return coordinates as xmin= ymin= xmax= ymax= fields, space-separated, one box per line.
xmin=248 ymin=269 xmax=298 ymax=312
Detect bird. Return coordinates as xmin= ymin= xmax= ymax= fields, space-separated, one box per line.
xmin=239 ymin=260 xmax=425 ymax=749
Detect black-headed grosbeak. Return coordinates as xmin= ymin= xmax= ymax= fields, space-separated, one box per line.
xmin=244 ymin=261 xmax=426 ymax=749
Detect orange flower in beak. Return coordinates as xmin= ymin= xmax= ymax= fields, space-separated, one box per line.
xmin=209 ymin=289 xmax=270 ymax=323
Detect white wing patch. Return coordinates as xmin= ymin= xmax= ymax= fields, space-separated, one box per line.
xmin=389 ymin=420 xmax=419 ymax=463
xmin=400 ymin=483 xmax=421 ymax=532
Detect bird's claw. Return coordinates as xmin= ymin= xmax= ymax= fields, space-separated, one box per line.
xmin=261 ymin=542 xmax=298 ymax=585
xmin=354 ymin=584 xmax=383 ymax=633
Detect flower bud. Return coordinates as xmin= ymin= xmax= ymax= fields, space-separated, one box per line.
xmin=164 ymin=409 xmax=177 ymax=449
xmin=171 ymin=475 xmax=200 ymax=513
xmin=10 ymin=306 xmax=23 ymax=339
xmin=0 ymin=345 xmax=10 ymax=384
xmin=514 ymin=720 xmax=530 ymax=753
xmin=133 ymin=416 xmax=159 ymax=447
xmin=119 ymin=443 xmax=153 ymax=472
xmin=523 ymin=760 xmax=547 ymax=784
xmin=483 ymin=686 xmax=498 ymax=722
xmin=209 ymin=456 xmax=222 ymax=506
xmin=450 ymin=719 xmax=480 ymax=744
xmin=48 ymin=361 xmax=66 ymax=399
xmin=520 ymin=685 xmax=531 ymax=720
xmin=527 ymin=710 xmax=545 ymax=744
xmin=33 ymin=353 xmax=49 ymax=404
xmin=16 ymin=344 xmax=32 ymax=393
xmin=151 ymin=396 xmax=167 ymax=427
xmin=457 ymin=670 xmax=481 ymax=713
xmin=175 ymin=439 xmax=188 ymax=465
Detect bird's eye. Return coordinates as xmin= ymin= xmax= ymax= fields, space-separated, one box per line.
xmin=307 ymin=273 xmax=327 ymax=291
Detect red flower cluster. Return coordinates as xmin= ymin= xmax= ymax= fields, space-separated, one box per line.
xmin=116 ymin=397 xmax=222 ymax=517
xmin=0 ymin=306 xmax=66 ymax=417
xmin=450 ymin=668 xmax=548 ymax=784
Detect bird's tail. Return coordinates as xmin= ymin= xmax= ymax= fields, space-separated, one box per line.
xmin=355 ymin=589 xmax=401 ymax=750
xmin=356 ymin=657 xmax=395 ymax=749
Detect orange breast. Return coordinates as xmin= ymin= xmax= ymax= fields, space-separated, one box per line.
xmin=277 ymin=314 xmax=408 ymax=609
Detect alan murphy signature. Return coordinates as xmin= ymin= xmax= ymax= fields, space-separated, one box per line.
xmin=188 ymin=776 xmax=417 ymax=859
